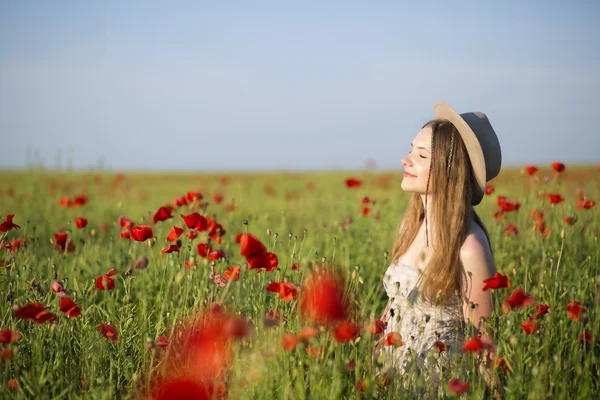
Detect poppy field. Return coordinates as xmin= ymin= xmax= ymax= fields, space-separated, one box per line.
xmin=0 ymin=164 xmax=598 ymax=399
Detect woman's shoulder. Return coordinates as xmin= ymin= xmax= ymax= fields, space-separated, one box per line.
xmin=460 ymin=221 xmax=496 ymax=277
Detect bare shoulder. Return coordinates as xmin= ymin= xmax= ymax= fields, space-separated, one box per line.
xmin=460 ymin=221 xmax=497 ymax=279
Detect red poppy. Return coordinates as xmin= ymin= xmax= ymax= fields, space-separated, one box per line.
xmin=181 ymin=213 xmax=208 ymax=231
xmin=502 ymin=288 xmax=534 ymax=313
xmin=500 ymin=200 xmax=520 ymax=212
xmin=548 ymin=194 xmax=564 ymax=204
xmin=120 ymin=229 xmax=131 ymax=239
xmin=161 ymin=245 xmax=180 ymax=254
xmin=208 ymin=250 xmax=225 ymax=262
xmin=185 ymin=259 xmax=198 ymax=270
xmin=186 ymin=230 xmax=199 ymax=239
xmin=96 ymin=268 xmax=117 ymax=290
xmin=529 ymin=303 xmax=550 ymax=320
xmin=59 ymin=297 xmax=81 ymax=318
xmin=223 ymin=266 xmax=240 ymax=281
xmin=75 ymin=218 xmax=88 ymax=229
xmin=482 ymin=272 xmax=511 ymax=291
xmin=266 ymin=281 xmax=298 ymax=302
xmin=167 ymin=226 xmax=184 ymax=242
xmin=206 ymin=216 xmax=226 ymax=243
xmin=566 ymin=301 xmax=587 ymax=321
xmin=462 ymin=336 xmax=486 ymax=352
xmin=59 ymin=196 xmax=71 ymax=208
xmin=51 ymin=280 xmax=68 ymax=297
xmin=290 ymin=262 xmax=300 ymax=271
xmin=494 ymin=356 xmax=510 ymax=373
xmin=484 ymin=185 xmax=494 ymax=195
xmin=346 ymin=360 xmax=356 ymax=370
xmin=298 ymin=326 xmax=319 ymax=342
xmin=236 ymin=233 xmax=267 ymax=259
xmin=563 ymin=216 xmax=577 ymax=225
xmin=530 ymin=209 xmax=544 ymax=221
xmin=334 ymin=321 xmax=361 ymax=343
xmin=524 ymin=165 xmax=538 ymax=175
xmin=197 ymin=242 xmax=213 ymax=258
xmin=433 ymin=340 xmax=446 ymax=353
xmin=520 ymin=321 xmax=540 ymax=334
xmin=118 ymin=216 xmax=134 ymax=229
xmin=186 ymin=191 xmax=203 ymax=203
xmin=361 ymin=207 xmax=371 ymax=216
xmin=7 ymin=378 xmax=19 ymax=390
xmin=153 ymin=206 xmax=173 ymax=224
xmin=534 ymin=219 xmax=550 ymax=236
xmin=577 ymin=199 xmax=596 ymax=210
xmin=382 ymin=332 xmax=404 ymax=347
xmin=130 ymin=225 xmax=154 ymax=241
xmin=345 ymin=178 xmax=362 ymax=188
xmin=173 ymin=195 xmax=188 ymax=208
xmin=156 ymin=335 xmax=169 ymax=348
xmin=281 ymin=333 xmax=299 ymax=351
xmin=551 ymin=162 xmax=565 ymax=173
xmin=504 ymin=224 xmax=518 ymax=236
xmin=299 ymin=271 xmax=348 ymax=325
xmin=13 ymin=302 xmax=58 ymax=324
xmin=0 ymin=329 xmax=21 ymax=344
xmin=493 ymin=210 xmax=504 ymax=222
xmin=496 ymin=195 xmax=507 ymax=207
xmin=576 ymin=330 xmax=594 ymax=345
xmin=212 ymin=193 xmax=224 ymax=204
xmin=366 ymin=318 xmax=386 ymax=335
xmin=356 ymin=378 xmax=366 ymax=392
xmin=72 ymin=195 xmax=87 ymax=207
xmin=99 ymin=323 xmax=119 ymax=343
xmin=0 ymin=214 xmax=20 ymax=232
xmin=448 ymin=379 xmax=469 ymax=395
xmin=247 ymin=251 xmax=278 ymax=273
xmin=54 ymin=232 xmax=76 ymax=253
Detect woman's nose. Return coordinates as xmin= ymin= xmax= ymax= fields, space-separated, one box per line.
xmin=402 ymin=155 xmax=412 ymax=167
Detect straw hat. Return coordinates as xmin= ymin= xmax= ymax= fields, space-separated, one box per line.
xmin=433 ymin=101 xmax=502 ymax=205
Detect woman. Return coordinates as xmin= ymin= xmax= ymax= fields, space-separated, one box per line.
xmin=377 ymin=101 xmax=502 ymax=396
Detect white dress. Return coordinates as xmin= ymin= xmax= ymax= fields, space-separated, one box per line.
xmin=380 ymin=260 xmax=466 ymax=390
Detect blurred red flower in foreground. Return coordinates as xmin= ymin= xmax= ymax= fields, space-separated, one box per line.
xmin=299 ymin=270 xmax=349 ymax=326
xmin=0 ymin=215 xmax=20 ymax=232
xmin=13 ymin=303 xmax=57 ymax=324
xmin=266 ymin=281 xmax=298 ymax=302
xmin=520 ymin=321 xmax=540 ymax=334
xmin=345 ymin=178 xmax=362 ymax=188
xmin=551 ymin=162 xmax=565 ymax=173
xmin=59 ymin=297 xmax=81 ymax=318
xmin=548 ymin=194 xmax=564 ymax=204
xmin=529 ymin=303 xmax=550 ymax=320
xmin=223 ymin=266 xmax=240 ymax=281
xmin=502 ymin=288 xmax=534 ymax=313
xmin=236 ymin=233 xmax=278 ymax=272
xmin=130 ymin=225 xmax=154 ymax=241
xmin=99 ymin=323 xmax=119 ymax=343
xmin=566 ymin=301 xmax=587 ymax=321
xmin=54 ymin=233 xmax=76 ymax=253
xmin=576 ymin=330 xmax=594 ymax=345
xmin=96 ymin=268 xmax=118 ymax=290
xmin=482 ymin=272 xmax=510 ymax=291
xmin=382 ymin=332 xmax=404 ymax=347
xmin=503 ymin=224 xmax=518 ymax=236
xmin=0 ymin=329 xmax=21 ymax=344
xmin=334 ymin=321 xmax=361 ymax=343
xmin=448 ymin=379 xmax=470 ymax=395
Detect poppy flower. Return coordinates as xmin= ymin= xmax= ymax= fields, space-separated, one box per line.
xmin=360 ymin=196 xmax=370 ymax=204
xmin=500 ymin=200 xmax=520 ymax=212
xmin=167 ymin=226 xmax=184 ymax=242
xmin=482 ymin=272 xmax=511 ymax=291
xmin=223 ymin=266 xmax=240 ymax=282
xmin=493 ymin=210 xmax=504 ymax=222
xmin=153 ymin=206 xmax=173 ymax=224
xmin=72 ymin=195 xmax=87 ymax=207
xmin=54 ymin=232 xmax=76 ymax=253
xmin=130 ymin=225 xmax=154 ymax=241
xmin=361 ymin=207 xmax=371 ymax=216
xmin=566 ymin=301 xmax=587 ymax=321
xmin=99 ymin=323 xmax=119 ymax=343
xmin=576 ymin=330 xmax=594 ymax=345
xmin=197 ymin=242 xmax=213 ymax=258
xmin=502 ymin=288 xmax=534 ymax=313
xmin=563 ymin=216 xmax=577 ymax=225
xmin=156 ymin=335 xmax=169 ymax=348
xmin=75 ymin=218 xmax=88 ymax=229
xmin=345 ymin=178 xmax=362 ymax=188
xmin=281 ymin=333 xmax=299 ymax=351
xmin=0 ymin=215 xmax=20 ymax=233
xmin=462 ymin=336 xmax=484 ymax=352
xmin=577 ymin=199 xmax=596 ymax=210
xmin=236 ymin=233 xmax=267 ymax=259
xmin=173 ymin=195 xmax=188 ymax=208
xmin=51 ymin=281 xmax=69 ymax=297
xmin=161 ymin=245 xmax=180 ymax=254
xmin=497 ymin=195 xmax=507 ymax=207
xmin=494 ymin=356 xmax=510 ymax=373
xmin=504 ymin=224 xmax=518 ymax=236
xmin=346 ymin=360 xmax=356 ymax=370
xmin=433 ymin=340 xmax=446 ymax=353
xmin=208 ymin=250 xmax=225 ymax=262
xmin=266 ymin=281 xmax=298 ymax=302
xmin=290 ymin=262 xmax=300 ymax=271
xmin=548 ymin=194 xmax=564 ymax=204
xmin=366 ymin=319 xmax=386 ymax=335
xmin=59 ymin=297 xmax=81 ymax=318
xmin=383 ymin=332 xmax=404 ymax=347
xmin=529 ymin=303 xmax=550 ymax=320
xmin=248 ymin=252 xmax=279 ymax=272
xmin=13 ymin=302 xmax=58 ymax=324
xmin=448 ymin=379 xmax=469 ymax=395
xmin=185 ymin=259 xmax=198 ymax=270
xmin=530 ymin=209 xmax=544 ymax=221
xmin=484 ymin=185 xmax=494 ymax=195
xmin=212 ymin=193 xmax=224 ymax=204
xmin=206 ymin=216 xmax=226 ymax=243
xmin=96 ymin=268 xmax=117 ymax=290
xmin=181 ymin=213 xmax=208 ymax=231
xmin=118 ymin=216 xmax=134 ymax=229
xmin=356 ymin=378 xmax=366 ymax=392
xmin=0 ymin=329 xmax=21 ymax=344
xmin=186 ymin=191 xmax=203 ymax=203
xmin=7 ymin=379 xmax=19 ymax=390
xmin=524 ymin=165 xmax=538 ymax=175
xmin=551 ymin=162 xmax=565 ymax=173
xmin=299 ymin=271 xmax=349 ymax=326
xmin=298 ymin=326 xmax=319 ymax=342
xmin=334 ymin=321 xmax=361 ymax=343
xmin=186 ymin=230 xmax=198 ymax=239
xmin=59 ymin=196 xmax=71 ymax=208
xmin=521 ymin=320 xmax=540 ymax=334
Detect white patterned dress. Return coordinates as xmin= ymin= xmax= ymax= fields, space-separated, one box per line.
xmin=380 ymin=261 xmax=466 ymax=390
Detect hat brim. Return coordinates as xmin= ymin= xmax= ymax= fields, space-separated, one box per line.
xmin=433 ymin=101 xmax=486 ymax=205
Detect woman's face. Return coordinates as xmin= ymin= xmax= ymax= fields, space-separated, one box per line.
xmin=401 ymin=126 xmax=432 ymax=194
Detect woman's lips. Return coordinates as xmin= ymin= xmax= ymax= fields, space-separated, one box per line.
xmin=403 ymin=172 xmax=416 ymax=178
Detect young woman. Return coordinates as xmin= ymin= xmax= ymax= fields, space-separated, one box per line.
xmin=377 ymin=101 xmax=502 ymax=395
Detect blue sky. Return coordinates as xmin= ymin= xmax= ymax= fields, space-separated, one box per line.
xmin=1 ymin=1 xmax=599 ymax=171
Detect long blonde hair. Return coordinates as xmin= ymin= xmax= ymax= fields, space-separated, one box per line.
xmin=390 ymin=119 xmax=492 ymax=305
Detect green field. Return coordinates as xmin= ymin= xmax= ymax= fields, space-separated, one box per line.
xmin=0 ymin=166 xmax=598 ymax=399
